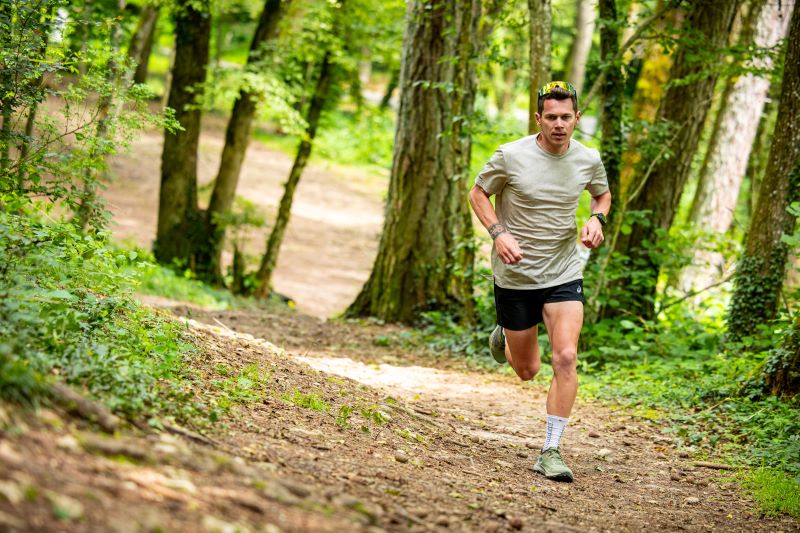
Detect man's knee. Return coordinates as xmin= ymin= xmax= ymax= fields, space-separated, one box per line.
xmin=515 ymin=360 xmax=540 ymax=381
xmin=552 ymin=347 xmax=577 ymax=374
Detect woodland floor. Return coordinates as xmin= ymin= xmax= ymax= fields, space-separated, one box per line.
xmin=1 ymin=123 xmax=797 ymax=532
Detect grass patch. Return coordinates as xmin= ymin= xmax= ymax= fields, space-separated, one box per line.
xmin=742 ymin=468 xmax=800 ymax=518
xmin=115 ymin=245 xmax=236 ymax=310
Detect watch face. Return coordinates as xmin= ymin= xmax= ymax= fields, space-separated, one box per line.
xmin=593 ymin=213 xmax=607 ymax=226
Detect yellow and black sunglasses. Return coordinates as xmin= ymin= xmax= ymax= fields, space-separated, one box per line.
xmin=537 ymin=81 xmax=577 ymax=98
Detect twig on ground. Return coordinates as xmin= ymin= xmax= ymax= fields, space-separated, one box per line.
xmin=694 ymin=461 xmax=734 ymax=470
xmin=212 ymin=317 xmax=233 ymax=331
xmin=50 ymin=382 xmax=119 ymax=433
xmin=163 ymin=422 xmax=219 ymax=447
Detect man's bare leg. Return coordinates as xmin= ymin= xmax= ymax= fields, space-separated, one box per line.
xmin=503 ymin=326 xmax=541 ymax=381
xmin=530 ymin=300 xmax=583 ymax=482
xmin=542 ymin=301 xmax=583 ymax=417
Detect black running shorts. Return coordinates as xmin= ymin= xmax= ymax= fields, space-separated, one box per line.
xmin=494 ymin=278 xmax=585 ymax=331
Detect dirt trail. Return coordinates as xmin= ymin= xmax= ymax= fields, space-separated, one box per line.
xmin=104 ymin=118 xmax=385 ymax=318
xmin=2 ymin=301 xmax=796 ymax=532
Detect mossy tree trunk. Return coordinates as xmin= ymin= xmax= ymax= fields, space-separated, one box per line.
xmin=254 ymin=52 xmax=335 ymax=298
xmin=154 ymin=0 xmax=211 ymax=267
xmin=127 ymin=4 xmax=160 ymax=85
xmin=601 ymin=0 xmax=739 ymax=320
xmin=599 ymin=0 xmax=622 ymax=222
xmin=346 ymin=0 xmax=483 ymax=324
xmin=766 ymin=312 xmax=800 ymax=396
xmin=680 ymin=0 xmax=790 ymax=294
xmin=528 ymin=0 xmax=551 ymax=134
xmin=564 ymin=0 xmax=596 ymax=94
xmin=198 ymin=0 xmax=290 ymax=281
xmin=726 ymin=1 xmax=800 ymax=344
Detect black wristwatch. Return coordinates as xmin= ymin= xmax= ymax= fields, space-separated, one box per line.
xmin=590 ymin=213 xmax=607 ymax=226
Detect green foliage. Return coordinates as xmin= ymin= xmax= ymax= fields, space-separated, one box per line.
xmin=1 ymin=0 xmax=177 ymax=230
xmin=135 ymin=257 xmax=236 ymax=310
xmin=281 ymin=389 xmax=330 ymax=411
xmin=212 ymin=363 xmax=270 ymax=412
xmin=0 ymin=209 xmax=203 ymax=421
xmin=742 ymin=468 xmax=800 ymax=518
xmin=336 ymin=404 xmax=354 ymax=429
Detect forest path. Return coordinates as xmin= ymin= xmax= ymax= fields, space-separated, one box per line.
xmin=150 ymin=302 xmax=796 ymax=532
xmin=1 ymin=301 xmax=795 ymax=532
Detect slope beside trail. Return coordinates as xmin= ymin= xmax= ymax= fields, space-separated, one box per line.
xmin=2 ymin=300 xmax=796 ymax=532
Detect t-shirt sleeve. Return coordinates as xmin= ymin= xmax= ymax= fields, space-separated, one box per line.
xmin=586 ymin=150 xmax=610 ymax=196
xmin=475 ymin=149 xmax=508 ymax=195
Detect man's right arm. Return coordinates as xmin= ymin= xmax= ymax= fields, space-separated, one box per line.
xmin=468 ymin=185 xmax=524 ymax=264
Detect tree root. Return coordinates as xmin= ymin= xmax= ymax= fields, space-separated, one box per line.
xmin=50 ymin=382 xmax=119 ymax=433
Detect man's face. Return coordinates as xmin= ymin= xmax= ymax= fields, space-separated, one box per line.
xmin=535 ymin=98 xmax=580 ymax=154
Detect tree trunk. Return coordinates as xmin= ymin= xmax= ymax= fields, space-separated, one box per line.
xmin=528 ymin=0 xmax=551 ymax=134
xmin=127 ymin=4 xmax=159 ymax=85
xmin=619 ymin=0 xmax=676 ymax=196
xmin=199 ymin=0 xmax=290 ymax=281
xmin=154 ymin=0 xmax=211 ymax=266
xmin=74 ymin=0 xmax=127 ymax=230
xmin=746 ymin=78 xmax=781 ymax=220
xmin=598 ymin=0 xmax=622 ymax=222
xmin=346 ymin=0 xmax=483 ymax=324
xmin=680 ymin=0 xmax=791 ymax=294
xmin=727 ymin=1 xmax=800 ymax=343
xmin=380 ymin=68 xmax=399 ymax=110
xmin=766 ymin=312 xmax=800 ymax=396
xmin=603 ymin=0 xmax=739 ymax=320
xmin=564 ymin=0 xmax=596 ymax=93
xmin=254 ymin=53 xmax=335 ymax=298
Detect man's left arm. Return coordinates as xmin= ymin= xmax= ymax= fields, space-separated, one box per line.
xmin=580 ymin=191 xmax=612 ymax=249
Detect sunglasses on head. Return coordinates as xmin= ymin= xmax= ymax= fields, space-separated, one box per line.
xmin=537 ymin=81 xmax=577 ymax=97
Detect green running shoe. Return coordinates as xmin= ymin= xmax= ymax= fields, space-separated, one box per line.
xmin=533 ymin=448 xmax=574 ymax=482
xmin=489 ymin=325 xmax=507 ymax=364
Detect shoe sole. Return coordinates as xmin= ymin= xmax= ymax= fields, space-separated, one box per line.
xmin=489 ymin=327 xmax=507 ymax=364
xmin=533 ymin=464 xmax=574 ymax=483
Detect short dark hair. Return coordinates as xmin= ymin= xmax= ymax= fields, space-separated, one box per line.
xmin=537 ymin=87 xmax=578 ymax=115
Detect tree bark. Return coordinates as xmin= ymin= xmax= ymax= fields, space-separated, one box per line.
xmin=681 ymin=0 xmax=792 ymax=294
xmin=254 ymin=52 xmax=334 ymax=298
xmin=127 ymin=4 xmax=160 ymax=85
xmin=766 ymin=311 xmax=800 ymax=396
xmin=727 ymin=1 xmax=800 ymax=343
xmin=154 ymin=0 xmax=211 ymax=266
xmin=528 ymin=0 xmax=551 ymax=134
xmin=199 ymin=0 xmax=290 ymax=280
xmin=74 ymin=0 xmax=127 ymax=230
xmin=380 ymin=68 xmax=399 ymax=110
xmin=603 ymin=0 xmax=739 ymax=319
xmin=619 ymin=0 xmax=676 ymax=196
xmin=346 ymin=0 xmax=484 ymax=324
xmin=564 ymin=0 xmax=596 ymax=93
xmin=599 ymin=0 xmax=622 ymax=222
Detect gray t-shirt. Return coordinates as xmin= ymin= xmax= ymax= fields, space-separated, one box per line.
xmin=475 ymin=135 xmax=609 ymax=290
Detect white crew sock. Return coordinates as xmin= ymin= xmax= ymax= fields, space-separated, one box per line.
xmin=542 ymin=414 xmax=569 ymax=451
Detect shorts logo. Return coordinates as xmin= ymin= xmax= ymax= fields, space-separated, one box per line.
xmin=577 ymin=286 xmax=582 ymax=294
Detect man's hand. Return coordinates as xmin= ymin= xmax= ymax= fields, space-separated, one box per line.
xmin=581 ymin=217 xmax=604 ymax=249
xmin=495 ymin=232 xmax=524 ymax=264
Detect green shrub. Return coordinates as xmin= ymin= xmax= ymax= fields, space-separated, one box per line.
xmin=0 ymin=209 xmax=203 ymax=421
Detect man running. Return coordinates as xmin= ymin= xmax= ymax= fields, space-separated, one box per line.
xmin=468 ymin=81 xmax=611 ymax=482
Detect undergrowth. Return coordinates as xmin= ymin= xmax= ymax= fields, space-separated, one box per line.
xmin=0 ymin=209 xmax=216 ymax=425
